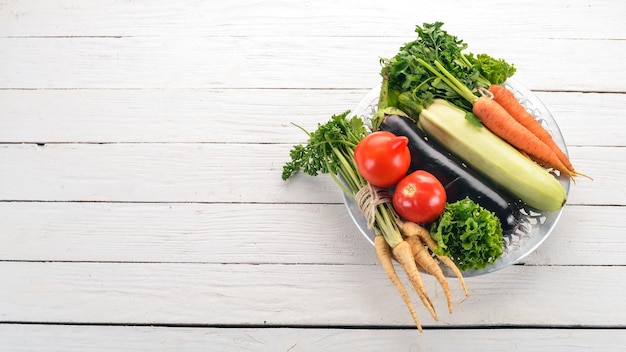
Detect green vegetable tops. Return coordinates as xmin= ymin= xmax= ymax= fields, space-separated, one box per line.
xmin=380 ymin=22 xmax=516 ymax=112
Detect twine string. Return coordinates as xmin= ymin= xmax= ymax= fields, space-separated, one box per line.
xmin=354 ymin=182 xmax=392 ymax=229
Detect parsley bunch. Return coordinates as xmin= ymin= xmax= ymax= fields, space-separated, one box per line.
xmin=381 ymin=22 xmax=516 ymax=112
xmin=281 ymin=111 xmax=368 ymax=196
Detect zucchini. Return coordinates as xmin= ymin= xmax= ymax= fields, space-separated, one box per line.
xmin=380 ymin=114 xmax=522 ymax=235
xmin=418 ymin=99 xmax=567 ymax=211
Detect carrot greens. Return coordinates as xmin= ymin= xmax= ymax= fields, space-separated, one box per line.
xmin=380 ymin=22 xmax=516 ymax=111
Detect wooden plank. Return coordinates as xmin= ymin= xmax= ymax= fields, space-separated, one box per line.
xmin=1 ymin=0 xmax=623 ymax=40
xmin=565 ymin=146 xmax=625 ymax=205
xmin=0 ymin=262 xmax=624 ymax=327
xmin=534 ymin=92 xmax=626 ymax=147
xmin=1 ymin=89 xmax=624 ymax=147
xmin=1 ymin=36 xmax=625 ymax=92
xmin=1 ymin=324 xmax=625 ymax=352
xmin=0 ymin=202 xmax=624 ymax=266
xmin=0 ymin=143 xmax=620 ymax=205
xmin=520 ymin=205 xmax=626 ymax=266
xmin=0 ymin=202 xmax=375 ymax=265
xmin=0 ymin=88 xmax=369 ymax=144
xmin=0 ymin=142 xmax=344 ymax=203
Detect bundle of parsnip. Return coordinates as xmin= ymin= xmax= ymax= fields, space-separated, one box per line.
xmin=282 ymin=111 xmax=467 ymax=332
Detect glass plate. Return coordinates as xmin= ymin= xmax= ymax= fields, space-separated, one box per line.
xmin=343 ymin=78 xmax=571 ymax=277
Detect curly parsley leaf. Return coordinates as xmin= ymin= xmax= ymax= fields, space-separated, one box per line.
xmin=466 ymin=53 xmax=517 ymax=85
xmin=380 ymin=22 xmax=516 ymax=112
xmin=281 ymin=111 xmax=368 ymax=195
xmin=430 ymin=197 xmax=504 ymax=271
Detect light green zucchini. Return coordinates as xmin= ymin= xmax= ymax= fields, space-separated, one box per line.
xmin=418 ymin=99 xmax=567 ymax=211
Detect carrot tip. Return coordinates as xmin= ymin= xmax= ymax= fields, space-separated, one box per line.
xmin=573 ymin=170 xmax=593 ymax=181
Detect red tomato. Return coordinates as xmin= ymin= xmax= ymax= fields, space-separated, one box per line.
xmin=354 ymin=131 xmax=411 ymax=188
xmin=393 ymin=170 xmax=446 ymax=224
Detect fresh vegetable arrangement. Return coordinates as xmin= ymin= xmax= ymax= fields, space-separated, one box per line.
xmin=282 ymin=22 xmax=585 ymax=331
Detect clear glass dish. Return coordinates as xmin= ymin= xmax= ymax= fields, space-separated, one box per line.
xmin=343 ymin=79 xmax=571 ymax=277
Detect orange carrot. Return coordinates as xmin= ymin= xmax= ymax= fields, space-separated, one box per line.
xmin=489 ymin=84 xmax=590 ymax=179
xmin=374 ymin=235 xmax=423 ymax=332
xmin=472 ymin=95 xmax=573 ymax=177
xmin=421 ymin=59 xmax=581 ymax=180
xmin=399 ymin=221 xmax=469 ymax=298
xmin=392 ymin=241 xmax=438 ymax=321
xmin=405 ymin=236 xmax=453 ymax=314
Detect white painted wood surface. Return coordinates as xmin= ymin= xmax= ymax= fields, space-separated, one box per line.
xmin=1 ymin=0 xmax=625 ymax=351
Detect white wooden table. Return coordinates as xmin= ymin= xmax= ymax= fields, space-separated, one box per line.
xmin=1 ymin=1 xmax=625 ymax=350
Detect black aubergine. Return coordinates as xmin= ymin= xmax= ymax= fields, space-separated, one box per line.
xmin=380 ymin=114 xmax=521 ymax=235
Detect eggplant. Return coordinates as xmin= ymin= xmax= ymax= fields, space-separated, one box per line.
xmin=380 ymin=114 xmax=521 ymax=235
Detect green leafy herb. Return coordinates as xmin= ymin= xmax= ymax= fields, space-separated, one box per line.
xmin=466 ymin=53 xmax=517 ymax=85
xmin=281 ymin=111 xmax=367 ymax=193
xmin=380 ymin=22 xmax=516 ymax=112
xmin=381 ymin=22 xmax=474 ymax=110
xmin=430 ymin=197 xmax=504 ymax=271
